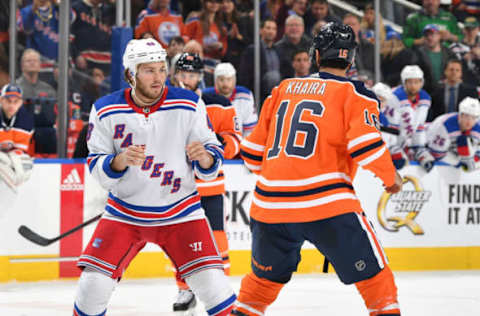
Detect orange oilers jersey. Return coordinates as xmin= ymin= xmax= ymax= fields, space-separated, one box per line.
xmin=197 ymin=93 xmax=242 ymax=196
xmin=0 ymin=106 xmax=34 ymax=153
xmin=135 ymin=11 xmax=185 ymax=48
xmin=240 ymin=72 xmax=397 ymax=223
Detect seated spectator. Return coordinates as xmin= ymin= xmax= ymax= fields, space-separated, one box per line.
xmin=275 ymin=0 xmax=308 ymax=41
xmin=135 ymin=0 xmax=185 ymax=48
xmin=80 ymin=67 xmax=109 ymax=118
xmin=415 ymin=24 xmax=456 ymax=93
xmin=381 ymin=31 xmax=419 ymax=87
xmin=260 ymin=0 xmax=283 ymax=20
xmin=429 ymin=59 xmax=477 ymax=121
xmin=360 ymin=3 xmax=393 ymax=44
xmin=291 ymin=49 xmax=311 ymax=78
xmin=449 ymin=16 xmax=480 ymax=86
xmin=427 ymin=96 xmax=480 ymax=171
xmin=16 ymin=49 xmax=56 ymax=100
xmin=166 ymin=36 xmax=185 ymax=65
xmin=343 ymin=13 xmax=374 ymax=79
xmin=221 ymin=0 xmax=253 ymax=70
xmin=16 ymin=49 xmax=57 ymax=157
xmin=403 ymin=0 xmax=462 ymax=48
xmin=16 ymin=0 xmax=70 ymax=67
xmin=274 ymin=15 xmax=311 ymax=79
xmin=304 ymin=0 xmax=340 ymax=36
xmin=184 ymin=0 xmax=227 ymax=61
xmin=71 ymin=0 xmax=115 ymax=74
xmin=238 ymin=18 xmax=281 ymax=104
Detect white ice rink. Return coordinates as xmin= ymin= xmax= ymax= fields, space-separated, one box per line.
xmin=1 ymin=271 xmax=479 ymax=315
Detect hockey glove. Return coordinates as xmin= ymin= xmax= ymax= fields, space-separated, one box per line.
xmin=459 ymin=157 xmax=478 ymax=172
xmin=390 ymin=147 xmax=407 ymax=170
xmin=416 ymin=150 xmax=435 ymax=173
xmin=8 ymin=150 xmax=34 ymax=185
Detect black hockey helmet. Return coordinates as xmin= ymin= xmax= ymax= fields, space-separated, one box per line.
xmin=175 ymin=52 xmax=204 ymax=73
xmin=312 ymin=22 xmax=357 ymax=64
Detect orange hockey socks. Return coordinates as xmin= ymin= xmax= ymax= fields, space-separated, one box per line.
xmin=213 ymin=230 xmax=230 ymax=275
xmin=233 ymin=272 xmax=284 ymax=316
xmin=355 ymin=266 xmax=401 ymax=316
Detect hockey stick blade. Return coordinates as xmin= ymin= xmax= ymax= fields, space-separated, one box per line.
xmin=18 ymin=225 xmax=53 ymax=246
xmin=18 ymin=213 xmax=103 ymax=247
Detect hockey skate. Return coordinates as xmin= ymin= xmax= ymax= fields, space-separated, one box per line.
xmin=173 ymin=289 xmax=197 ymax=315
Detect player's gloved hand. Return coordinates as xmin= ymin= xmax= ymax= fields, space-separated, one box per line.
xmin=416 ymin=150 xmax=435 ymax=173
xmin=459 ymin=157 xmax=477 ymax=172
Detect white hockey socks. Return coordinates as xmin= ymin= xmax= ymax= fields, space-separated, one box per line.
xmin=74 ymin=267 xmax=117 ymax=316
xmin=186 ymin=268 xmax=236 ymax=315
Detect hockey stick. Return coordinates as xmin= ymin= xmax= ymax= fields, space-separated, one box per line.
xmin=18 ymin=213 xmax=102 ymax=246
xmin=380 ymin=125 xmax=399 ymax=136
xmin=322 ymin=258 xmax=329 ymax=273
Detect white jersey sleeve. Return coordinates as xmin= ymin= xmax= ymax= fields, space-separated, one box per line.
xmin=234 ymin=87 xmax=258 ymax=136
xmin=426 ymin=115 xmax=452 ymax=162
xmin=86 ymin=106 xmax=128 ymax=191
xmin=188 ymin=98 xmax=224 ymax=181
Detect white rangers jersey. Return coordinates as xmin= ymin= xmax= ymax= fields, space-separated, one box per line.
xmin=203 ymin=85 xmax=258 ymax=136
xmin=387 ymin=86 xmax=431 ymax=152
xmin=86 ymin=86 xmax=224 ymax=226
xmin=427 ymin=112 xmax=480 ymax=165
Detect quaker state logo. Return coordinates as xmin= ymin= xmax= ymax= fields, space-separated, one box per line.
xmin=377 ymin=175 xmax=431 ymax=235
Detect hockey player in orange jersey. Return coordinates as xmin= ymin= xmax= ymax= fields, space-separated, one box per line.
xmin=168 ymin=52 xmax=242 ymax=313
xmin=232 ymin=23 xmax=403 ymax=316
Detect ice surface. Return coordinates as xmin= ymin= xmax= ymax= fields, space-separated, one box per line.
xmin=0 ymin=271 xmax=479 ymax=315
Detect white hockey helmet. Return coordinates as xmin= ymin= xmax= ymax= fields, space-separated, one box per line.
xmin=372 ymin=82 xmax=392 ymax=100
xmin=400 ymin=65 xmax=424 ymax=85
xmin=122 ymin=39 xmax=167 ymax=86
xmin=214 ymin=62 xmax=236 ymax=81
xmin=459 ymin=97 xmax=480 ymax=117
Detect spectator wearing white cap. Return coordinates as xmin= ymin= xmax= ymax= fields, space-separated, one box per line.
xmin=203 ymin=62 xmax=258 ymax=136
xmin=427 ymin=96 xmax=480 ymax=171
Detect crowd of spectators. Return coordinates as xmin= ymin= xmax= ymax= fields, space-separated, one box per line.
xmin=0 ymin=0 xmax=480 ymax=162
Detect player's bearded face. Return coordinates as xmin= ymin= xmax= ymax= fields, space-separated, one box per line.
xmin=135 ymin=62 xmax=168 ymax=100
xmin=0 ymin=96 xmax=23 ymax=119
xmin=175 ymin=71 xmax=202 ymax=91
xmin=216 ymin=76 xmax=235 ymax=96
xmin=404 ymin=78 xmax=423 ymax=96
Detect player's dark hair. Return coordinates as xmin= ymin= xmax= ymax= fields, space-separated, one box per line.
xmin=318 ymin=59 xmax=350 ymax=70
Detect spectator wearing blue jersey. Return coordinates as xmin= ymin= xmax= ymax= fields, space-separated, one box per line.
xmin=17 ymin=0 xmax=67 ymax=65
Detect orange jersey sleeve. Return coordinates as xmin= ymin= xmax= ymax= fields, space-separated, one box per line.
xmin=240 ymin=73 xmax=396 ymax=223
xmin=196 ymin=94 xmax=242 ymax=196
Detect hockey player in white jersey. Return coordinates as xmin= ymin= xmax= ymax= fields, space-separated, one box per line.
xmin=203 ymin=62 xmax=258 ymax=137
xmin=388 ymin=65 xmax=435 ymax=171
xmin=427 ymin=97 xmax=480 ymax=171
xmin=72 ymin=39 xmax=236 ymax=316
xmin=372 ymin=82 xmax=400 ymax=152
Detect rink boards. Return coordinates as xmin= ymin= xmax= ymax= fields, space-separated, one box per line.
xmin=1 ymin=160 xmax=479 ymax=282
